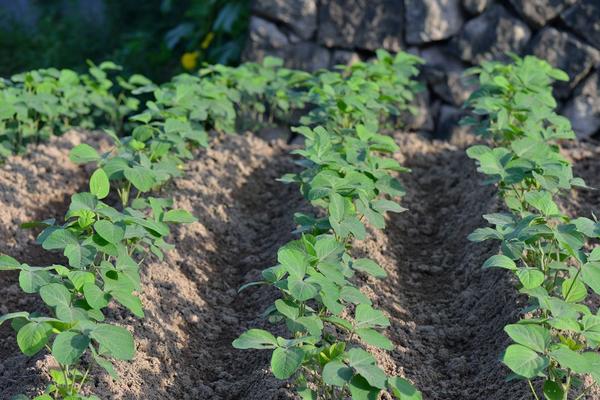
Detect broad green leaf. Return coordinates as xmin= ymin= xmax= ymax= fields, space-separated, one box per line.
xmin=483 ymin=255 xmax=516 ymax=270
xmin=232 ymin=329 xmax=277 ymax=349
xmin=94 ymin=220 xmax=125 ymax=244
xmin=90 ymin=169 xmax=110 ymax=199
xmin=524 ymin=191 xmax=559 ymax=216
xmin=52 ymin=331 xmax=89 ymax=365
xmin=271 ymin=347 xmax=304 ymax=379
xmin=124 ymin=166 xmax=155 ymax=192
xmin=356 ymin=328 xmax=394 ymax=350
xmin=163 ymin=209 xmax=197 ymax=223
xmin=70 ymin=144 xmax=100 ymax=164
xmin=111 ymin=290 xmax=144 ymax=318
xmin=387 ymin=377 xmax=422 ymax=400
xmin=348 ymin=374 xmax=380 ymax=400
xmin=0 ymin=311 xmax=29 ymax=326
xmin=347 ymin=348 xmax=387 ymax=388
xmin=90 ymin=324 xmax=135 ymax=360
xmin=550 ymin=346 xmax=590 ymax=374
xmin=83 ymin=283 xmax=109 ymax=309
xmin=543 ymin=380 xmax=564 ymax=400
xmin=352 ymin=258 xmax=386 ymax=278
xmin=516 ymin=268 xmax=545 ymax=289
xmin=582 ymin=262 xmax=600 ymax=295
xmin=504 ymin=324 xmax=550 ymax=353
xmin=561 ymin=278 xmax=587 ymax=303
xmin=323 ymin=360 xmax=353 ymax=387
xmin=17 ymin=321 xmax=53 ymax=356
xmin=355 ymin=304 xmax=390 ymax=328
xmin=42 ymin=229 xmax=78 ymax=250
xmin=502 ymin=344 xmax=548 ymax=378
xmin=39 ymin=283 xmax=71 ymax=308
xmin=0 ymin=254 xmax=22 ymax=270
xmin=289 ymin=279 xmax=318 ymax=301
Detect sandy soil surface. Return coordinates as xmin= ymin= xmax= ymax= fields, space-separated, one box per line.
xmin=0 ymin=131 xmax=598 ymax=399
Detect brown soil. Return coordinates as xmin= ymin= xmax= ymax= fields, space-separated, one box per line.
xmin=0 ymin=131 xmax=598 ymax=400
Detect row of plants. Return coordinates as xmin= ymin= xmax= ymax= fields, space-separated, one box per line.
xmin=0 ymin=61 xmax=153 ymax=158
xmin=0 ymin=63 xmax=238 ymax=398
xmin=464 ymin=55 xmax=600 ymax=399
xmin=232 ymin=51 xmax=424 ymax=398
xmin=0 ymin=50 xmax=423 ymax=399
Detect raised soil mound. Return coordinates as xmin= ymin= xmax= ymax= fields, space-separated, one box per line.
xmin=0 ymin=131 xmax=598 ymax=399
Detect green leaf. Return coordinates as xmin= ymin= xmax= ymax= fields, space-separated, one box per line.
xmin=0 ymin=254 xmax=22 ymax=270
xmin=17 ymin=321 xmax=53 ymax=356
xmin=124 ymin=166 xmax=154 ymax=192
xmin=42 ymin=229 xmax=78 ymax=250
xmin=348 ymin=375 xmax=380 ymax=400
xmin=387 ymin=377 xmax=422 ymax=400
xmin=67 ymin=271 xmax=95 ymax=290
xmin=278 ymin=246 xmax=309 ymax=280
xmin=550 ymin=346 xmax=590 ymax=374
xmin=39 ymin=283 xmax=71 ymax=308
xmin=90 ymin=169 xmax=110 ymax=199
xmin=94 ymin=220 xmax=125 ymax=244
xmin=355 ymin=304 xmax=390 ymax=328
xmin=483 ymin=254 xmax=517 ymax=270
xmin=356 ymin=328 xmax=394 ymax=350
xmin=162 ymin=209 xmax=197 ymax=223
xmin=0 ymin=311 xmax=29 ymax=326
xmin=90 ymin=324 xmax=135 ymax=360
xmin=347 ymin=348 xmax=387 ymax=388
xmin=83 ymin=283 xmax=110 ymax=309
xmin=289 ymin=279 xmax=318 ymax=301
xmin=582 ymin=262 xmax=600 ymax=295
xmin=516 ymin=268 xmax=545 ymax=289
xmin=19 ymin=269 xmax=52 ymax=293
xmin=352 ymin=258 xmax=386 ymax=278
xmin=52 ymin=331 xmax=90 ymax=365
xmin=232 ymin=329 xmax=277 ymax=349
xmin=70 ymin=144 xmax=100 ymax=164
xmin=561 ymin=278 xmax=587 ymax=303
xmin=504 ymin=324 xmax=550 ymax=353
xmin=323 ymin=360 xmax=353 ymax=387
xmin=502 ymin=344 xmax=548 ymax=378
xmin=271 ymin=347 xmax=304 ymax=379
xmin=110 ymin=290 xmax=144 ymax=318
xmin=524 ymin=191 xmax=559 ymax=216
xmin=543 ymin=380 xmax=564 ymax=400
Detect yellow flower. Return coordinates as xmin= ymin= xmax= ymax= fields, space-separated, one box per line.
xmin=181 ymin=51 xmax=200 ymax=71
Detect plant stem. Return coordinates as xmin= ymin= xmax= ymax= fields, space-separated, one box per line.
xmin=528 ymin=380 xmax=540 ymax=400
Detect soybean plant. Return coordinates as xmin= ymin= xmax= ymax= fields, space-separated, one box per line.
xmin=234 ymin=52 xmax=423 ymax=400
xmin=464 ymin=55 xmax=600 ymax=399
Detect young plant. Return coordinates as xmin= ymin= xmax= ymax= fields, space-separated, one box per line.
xmin=234 ymin=52 xmax=423 ymax=399
xmin=464 ymin=55 xmax=600 ymax=399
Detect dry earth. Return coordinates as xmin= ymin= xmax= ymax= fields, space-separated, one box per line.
xmin=0 ymin=131 xmax=599 ymax=399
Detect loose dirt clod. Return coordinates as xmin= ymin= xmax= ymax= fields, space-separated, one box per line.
xmin=1 ymin=131 xmax=599 ymax=399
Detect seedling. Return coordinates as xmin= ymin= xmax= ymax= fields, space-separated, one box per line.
xmin=464 ymin=55 xmax=600 ymax=399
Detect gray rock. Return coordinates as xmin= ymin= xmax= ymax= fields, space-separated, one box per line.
xmin=287 ymin=42 xmax=331 ymax=71
xmin=249 ymin=16 xmax=289 ymax=50
xmin=508 ymin=0 xmax=575 ymax=27
xmin=528 ymin=27 xmax=600 ymax=98
xmin=420 ymin=46 xmax=476 ymax=105
xmin=562 ymin=70 xmax=600 ymax=139
xmin=330 ymin=49 xmax=361 ymax=67
xmin=252 ymin=0 xmax=317 ymax=40
xmin=452 ymin=4 xmax=531 ymax=64
xmin=405 ymin=87 xmax=436 ymax=132
xmin=317 ymin=0 xmax=403 ymax=51
xmin=243 ymin=17 xmax=289 ymax=62
xmin=405 ymin=0 xmax=464 ymax=45
xmin=435 ymin=104 xmax=468 ymax=139
xmin=561 ymin=0 xmax=600 ymax=49
xmin=462 ymin=0 xmax=491 ymax=15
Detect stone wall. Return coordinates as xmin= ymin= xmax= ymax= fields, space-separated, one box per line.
xmin=243 ymin=0 xmax=600 ymax=139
